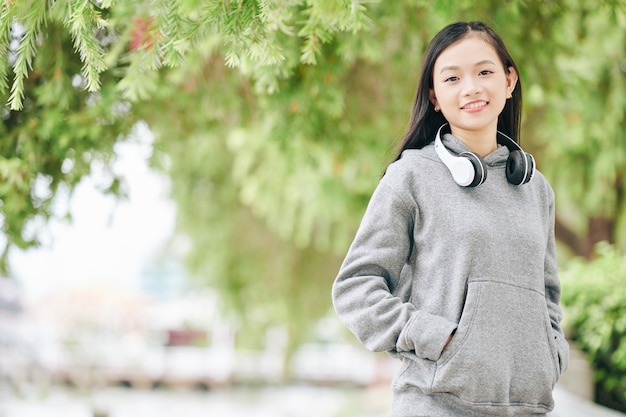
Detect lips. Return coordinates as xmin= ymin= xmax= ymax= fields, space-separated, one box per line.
xmin=461 ymin=100 xmax=488 ymax=110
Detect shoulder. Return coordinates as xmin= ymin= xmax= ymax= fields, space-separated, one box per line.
xmin=382 ymin=145 xmax=439 ymax=184
xmin=528 ymin=169 xmax=555 ymax=204
xmin=379 ymin=143 xmax=455 ymax=203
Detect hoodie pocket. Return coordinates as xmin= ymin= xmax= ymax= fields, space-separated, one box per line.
xmin=431 ymin=279 xmax=557 ymax=411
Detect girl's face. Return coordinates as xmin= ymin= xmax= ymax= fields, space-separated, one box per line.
xmin=429 ymin=35 xmax=518 ymax=140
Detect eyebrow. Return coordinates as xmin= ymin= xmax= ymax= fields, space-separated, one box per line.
xmin=439 ymin=59 xmax=498 ymax=74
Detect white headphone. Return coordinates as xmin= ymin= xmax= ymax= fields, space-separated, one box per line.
xmin=434 ymin=124 xmax=535 ymax=187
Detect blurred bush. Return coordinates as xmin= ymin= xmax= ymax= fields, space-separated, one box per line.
xmin=560 ymin=242 xmax=626 ymax=412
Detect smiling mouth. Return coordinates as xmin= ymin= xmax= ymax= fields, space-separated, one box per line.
xmin=462 ymin=101 xmax=488 ymax=110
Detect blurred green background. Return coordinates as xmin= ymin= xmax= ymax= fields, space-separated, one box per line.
xmin=1 ymin=0 xmax=625 ymax=415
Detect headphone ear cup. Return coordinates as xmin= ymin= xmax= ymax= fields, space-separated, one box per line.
xmin=459 ymin=151 xmax=487 ymax=187
xmin=506 ymin=150 xmax=534 ymax=185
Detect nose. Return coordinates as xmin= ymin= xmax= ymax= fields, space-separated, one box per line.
xmin=462 ymin=79 xmax=481 ymax=96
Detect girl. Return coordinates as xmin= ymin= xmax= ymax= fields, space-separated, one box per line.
xmin=332 ymin=21 xmax=569 ymax=417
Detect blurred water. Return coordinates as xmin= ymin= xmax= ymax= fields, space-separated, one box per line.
xmin=0 ymin=384 xmax=391 ymax=417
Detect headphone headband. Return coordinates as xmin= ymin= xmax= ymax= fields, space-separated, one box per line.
xmin=495 ymin=129 xmax=522 ymax=152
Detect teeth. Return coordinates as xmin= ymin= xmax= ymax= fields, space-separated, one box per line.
xmin=463 ymin=101 xmax=487 ymax=110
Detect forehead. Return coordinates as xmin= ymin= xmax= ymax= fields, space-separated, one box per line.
xmin=434 ymin=35 xmax=502 ymax=71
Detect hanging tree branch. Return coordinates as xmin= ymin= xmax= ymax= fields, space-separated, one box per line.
xmin=0 ymin=0 xmax=372 ymax=109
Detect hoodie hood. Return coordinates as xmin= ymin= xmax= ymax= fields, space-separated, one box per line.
xmin=442 ymin=132 xmax=510 ymax=167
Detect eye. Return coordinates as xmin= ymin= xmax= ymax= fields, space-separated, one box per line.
xmin=478 ymin=70 xmax=493 ymax=76
xmin=444 ymin=76 xmax=459 ymax=83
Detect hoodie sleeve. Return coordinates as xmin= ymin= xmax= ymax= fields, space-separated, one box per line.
xmin=332 ymin=176 xmax=457 ymax=361
xmin=544 ymin=184 xmax=570 ymax=375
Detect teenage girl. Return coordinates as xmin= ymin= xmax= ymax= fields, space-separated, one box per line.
xmin=332 ymin=21 xmax=569 ymax=417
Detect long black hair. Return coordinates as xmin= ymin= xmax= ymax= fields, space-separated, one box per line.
xmin=390 ymin=21 xmax=522 ymax=164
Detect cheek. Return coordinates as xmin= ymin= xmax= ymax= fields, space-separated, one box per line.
xmin=433 ymin=86 xmax=452 ymax=103
xmin=491 ymin=94 xmax=508 ymax=113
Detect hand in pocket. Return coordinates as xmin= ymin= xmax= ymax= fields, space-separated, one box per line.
xmin=442 ymin=329 xmax=456 ymax=354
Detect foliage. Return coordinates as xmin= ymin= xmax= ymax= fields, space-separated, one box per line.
xmin=561 ymin=242 xmax=626 ymax=412
xmin=1 ymin=0 xmax=626 ymax=349
xmin=0 ymin=22 xmax=136 ymax=266
xmin=135 ymin=60 xmax=343 ymax=347
xmin=525 ymin=1 xmax=626 ymax=255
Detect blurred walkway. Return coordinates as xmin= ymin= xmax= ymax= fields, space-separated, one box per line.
xmin=2 ymin=383 xmax=626 ymax=417
xmin=550 ymin=385 xmax=625 ymax=417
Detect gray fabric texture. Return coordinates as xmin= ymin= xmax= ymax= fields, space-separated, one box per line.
xmin=332 ymin=133 xmax=570 ymax=417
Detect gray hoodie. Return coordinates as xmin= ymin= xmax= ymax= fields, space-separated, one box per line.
xmin=332 ymin=133 xmax=569 ymax=417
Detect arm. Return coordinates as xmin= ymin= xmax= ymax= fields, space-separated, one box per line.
xmin=544 ymin=186 xmax=570 ymax=375
xmin=332 ymin=179 xmax=456 ymax=360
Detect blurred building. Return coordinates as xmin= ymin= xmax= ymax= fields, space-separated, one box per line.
xmin=2 ymin=274 xmax=384 ymax=393
xmin=0 ymin=277 xmax=50 ymax=393
xmin=21 ymin=283 xmax=237 ymax=389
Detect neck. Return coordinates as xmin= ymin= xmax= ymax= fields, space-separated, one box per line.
xmin=450 ymin=125 xmax=498 ymax=157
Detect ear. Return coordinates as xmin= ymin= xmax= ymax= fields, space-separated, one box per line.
xmin=506 ymin=66 xmax=519 ymax=98
xmin=429 ymin=88 xmax=438 ymax=108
